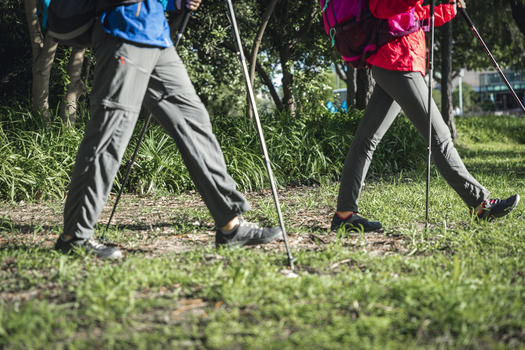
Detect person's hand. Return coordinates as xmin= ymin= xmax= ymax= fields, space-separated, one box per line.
xmin=453 ymin=0 xmax=466 ymax=14
xmin=176 ymin=0 xmax=201 ymax=11
xmin=186 ymin=0 xmax=201 ymax=11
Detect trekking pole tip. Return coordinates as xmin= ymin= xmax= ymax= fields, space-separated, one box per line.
xmin=281 ymin=268 xmax=298 ymax=278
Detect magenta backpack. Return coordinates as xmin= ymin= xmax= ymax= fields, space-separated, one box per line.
xmin=320 ymin=0 xmax=421 ymax=68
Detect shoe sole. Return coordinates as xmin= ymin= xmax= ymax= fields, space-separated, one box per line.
xmin=55 ymin=238 xmax=123 ymax=260
xmin=331 ymin=221 xmax=383 ymax=232
xmin=333 ymin=223 xmax=382 ymax=233
xmin=216 ymin=232 xmax=283 ymax=248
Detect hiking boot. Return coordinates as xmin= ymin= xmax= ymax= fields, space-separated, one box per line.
xmin=55 ymin=236 xmax=123 ymax=260
xmin=216 ymin=219 xmax=282 ymax=247
xmin=475 ymin=194 xmax=520 ymax=220
xmin=330 ymin=212 xmax=382 ymax=232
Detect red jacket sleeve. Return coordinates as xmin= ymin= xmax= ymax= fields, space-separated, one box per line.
xmin=369 ymin=0 xmax=456 ymax=25
xmin=369 ymin=0 xmax=420 ymax=19
xmin=416 ymin=3 xmax=456 ymax=26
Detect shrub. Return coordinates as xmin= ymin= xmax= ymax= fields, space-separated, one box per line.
xmin=0 ymin=104 xmax=426 ymax=201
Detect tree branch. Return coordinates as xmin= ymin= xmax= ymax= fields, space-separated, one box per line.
xmin=247 ymin=0 xmax=279 ymax=118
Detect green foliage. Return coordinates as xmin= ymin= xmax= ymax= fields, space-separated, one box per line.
xmin=176 ymin=0 xmax=331 ymax=116
xmin=0 ymin=108 xmax=83 ymax=202
xmin=6 ymin=0 xmax=525 ymax=118
xmin=292 ymin=69 xmax=334 ymax=114
xmin=0 ymin=104 xmax=425 ymax=201
xmin=450 ymin=2 xmax=525 ymax=72
xmin=0 ymin=0 xmax=32 ymax=103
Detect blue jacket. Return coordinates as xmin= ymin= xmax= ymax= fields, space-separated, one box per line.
xmin=100 ymin=0 xmax=178 ymax=48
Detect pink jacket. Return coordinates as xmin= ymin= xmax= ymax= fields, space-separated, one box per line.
xmin=366 ymin=0 xmax=456 ymax=74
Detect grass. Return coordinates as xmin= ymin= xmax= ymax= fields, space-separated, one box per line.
xmin=0 ymin=105 xmax=425 ymax=201
xmin=0 ymin=115 xmax=524 ymax=349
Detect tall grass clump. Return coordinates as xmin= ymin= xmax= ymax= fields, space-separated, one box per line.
xmin=214 ymin=106 xmax=426 ymax=189
xmin=120 ymin=124 xmax=193 ymax=195
xmin=0 ymin=104 xmax=426 ymax=201
xmin=0 ymin=107 xmax=83 ymax=202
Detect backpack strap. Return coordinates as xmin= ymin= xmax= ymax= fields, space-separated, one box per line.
xmin=321 ymin=0 xmax=329 ymax=13
xmin=321 ymin=0 xmax=341 ymax=47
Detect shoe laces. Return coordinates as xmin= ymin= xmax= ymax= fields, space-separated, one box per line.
xmin=241 ymin=221 xmax=258 ymax=228
xmin=473 ymin=198 xmax=497 ymax=217
xmin=87 ymin=238 xmax=106 ymax=250
xmin=485 ymin=199 xmax=498 ymax=208
xmin=239 ymin=220 xmax=262 ymax=232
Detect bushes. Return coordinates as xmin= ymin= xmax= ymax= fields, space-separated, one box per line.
xmin=216 ymin=108 xmax=426 ymax=189
xmin=0 ymin=109 xmax=82 ymax=201
xmin=0 ymin=105 xmax=426 ymax=201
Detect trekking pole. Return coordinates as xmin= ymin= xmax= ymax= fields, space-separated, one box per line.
xmin=459 ymin=8 xmax=525 ymax=113
xmin=104 ymin=8 xmax=193 ymax=233
xmin=425 ymin=0 xmax=436 ymax=224
xmin=224 ymin=0 xmax=295 ymax=270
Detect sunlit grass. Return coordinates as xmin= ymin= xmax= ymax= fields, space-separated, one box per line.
xmin=0 ymin=112 xmax=524 ymax=348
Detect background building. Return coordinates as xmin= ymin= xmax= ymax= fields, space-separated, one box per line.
xmin=460 ymin=70 xmax=525 ymax=112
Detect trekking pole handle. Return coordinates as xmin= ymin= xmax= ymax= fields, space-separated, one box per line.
xmin=459 ymin=8 xmax=525 ymax=113
xmin=174 ymin=8 xmax=193 ymax=48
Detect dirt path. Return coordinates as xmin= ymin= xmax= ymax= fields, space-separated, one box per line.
xmin=0 ymin=187 xmax=409 ymax=257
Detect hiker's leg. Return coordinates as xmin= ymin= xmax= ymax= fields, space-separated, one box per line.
xmin=336 ymin=82 xmax=401 ymax=212
xmin=372 ymin=66 xmax=489 ymax=207
xmin=142 ymin=46 xmax=250 ymax=228
xmin=63 ymin=25 xmax=160 ymax=241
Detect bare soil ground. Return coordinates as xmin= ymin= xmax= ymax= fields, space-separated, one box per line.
xmin=0 ymin=186 xmax=410 ymax=258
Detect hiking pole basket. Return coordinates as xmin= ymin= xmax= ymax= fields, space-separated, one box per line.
xmin=425 ymin=0 xmax=436 ymax=224
xmin=224 ymin=0 xmax=295 ymax=270
xmin=459 ymin=8 xmax=525 ymax=114
xmin=105 ymin=8 xmax=192 ymax=233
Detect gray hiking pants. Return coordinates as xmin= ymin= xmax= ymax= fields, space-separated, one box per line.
xmin=64 ymin=24 xmax=250 ymax=241
xmin=337 ymin=66 xmax=489 ymax=212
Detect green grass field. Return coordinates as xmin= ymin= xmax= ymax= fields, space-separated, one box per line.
xmin=1 ymin=115 xmax=524 ymax=349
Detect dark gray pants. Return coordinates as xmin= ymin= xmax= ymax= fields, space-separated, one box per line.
xmin=64 ymin=25 xmax=249 ymax=241
xmin=337 ymin=66 xmax=489 ymax=212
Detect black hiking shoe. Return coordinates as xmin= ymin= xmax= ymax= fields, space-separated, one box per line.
xmin=475 ymin=194 xmax=520 ymax=220
xmin=330 ymin=213 xmax=382 ymax=232
xmin=216 ymin=219 xmax=282 ymax=247
xmin=55 ymin=236 xmax=123 ymax=260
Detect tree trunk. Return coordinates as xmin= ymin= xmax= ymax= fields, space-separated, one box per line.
xmin=24 ymin=0 xmax=58 ymax=121
xmin=441 ymin=21 xmax=458 ymax=140
xmin=509 ymin=0 xmax=525 ymax=37
xmin=223 ymin=40 xmax=285 ymax=112
xmin=356 ymin=67 xmax=374 ymax=110
xmin=24 ymin=0 xmax=43 ymax=64
xmin=32 ymin=35 xmax=58 ymax=120
xmin=247 ymin=0 xmax=278 ymax=119
xmin=60 ymin=48 xmax=86 ymax=126
xmin=255 ymin=61 xmax=284 ymax=111
xmin=334 ymin=61 xmax=355 ymax=108
xmin=345 ymin=64 xmax=356 ymax=108
xmin=279 ymin=47 xmax=296 ymax=116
